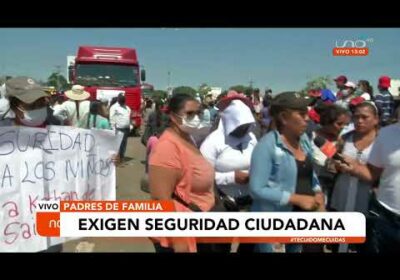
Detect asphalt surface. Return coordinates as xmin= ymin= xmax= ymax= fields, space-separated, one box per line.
xmin=63 ymin=136 xmax=155 ymax=252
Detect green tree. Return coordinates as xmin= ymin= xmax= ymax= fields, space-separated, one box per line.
xmin=47 ymin=72 xmax=69 ymax=90
xmin=198 ymin=83 xmax=211 ymax=100
xmin=299 ymin=76 xmax=333 ymax=96
xmin=152 ymin=90 xmax=168 ymax=102
xmin=172 ymin=86 xmax=197 ymax=97
xmin=229 ymin=85 xmax=253 ymax=97
xmin=37 ymin=80 xmax=47 ymax=86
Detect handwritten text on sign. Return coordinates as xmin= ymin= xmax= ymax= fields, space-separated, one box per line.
xmin=0 ymin=126 xmax=122 ymax=252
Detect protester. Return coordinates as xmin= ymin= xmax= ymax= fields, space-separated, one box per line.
xmin=336 ymin=118 xmax=400 ymax=253
xmin=334 ymin=75 xmax=347 ymax=98
xmin=374 ymin=75 xmax=395 ymax=127
xmin=331 ymin=102 xmax=379 ymax=215
xmin=4 ymin=76 xmax=120 ymax=252
xmin=86 ymin=100 xmax=112 ymax=129
xmin=201 ymin=99 xmax=256 ymax=203
xmin=0 ymin=81 xmax=15 ymax=126
xmin=53 ymin=85 xmax=91 ymax=127
xmin=357 ymin=80 xmax=373 ymax=101
xmin=260 ymin=97 xmax=271 ymax=135
xmin=141 ymin=99 xmax=169 ymax=146
xmin=110 ymin=93 xmax=132 ymax=160
xmin=311 ymin=104 xmax=349 ymax=207
xmin=251 ymin=88 xmax=263 ymax=120
xmin=143 ymin=98 xmax=154 ymax=125
xmin=148 ymin=93 xmax=215 ymax=253
xmin=336 ymin=81 xmax=357 ymax=109
xmin=250 ymin=92 xmax=324 ymax=253
xmin=5 ymin=77 xmax=61 ymax=127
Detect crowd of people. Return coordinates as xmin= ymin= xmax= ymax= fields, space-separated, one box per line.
xmin=0 ymin=77 xmax=136 ymax=162
xmin=146 ymin=75 xmax=400 ymax=253
xmin=0 ymin=76 xmax=124 ymax=252
xmin=1 ymin=74 xmax=400 ymax=253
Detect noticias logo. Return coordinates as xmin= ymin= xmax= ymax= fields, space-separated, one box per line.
xmin=333 ymin=38 xmax=373 ymax=56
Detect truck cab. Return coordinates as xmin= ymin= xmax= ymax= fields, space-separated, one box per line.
xmin=68 ymin=46 xmax=146 ymax=129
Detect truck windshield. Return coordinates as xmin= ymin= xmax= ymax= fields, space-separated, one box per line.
xmin=75 ymin=63 xmax=139 ymax=87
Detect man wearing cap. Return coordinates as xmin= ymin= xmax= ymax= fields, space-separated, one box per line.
xmin=2 ymin=78 xmax=119 ymax=252
xmin=335 ymin=81 xmax=357 ymax=110
xmin=334 ymin=75 xmax=348 ymax=99
xmin=53 ymin=85 xmax=91 ymax=127
xmin=374 ymin=75 xmax=394 ymax=127
xmin=3 ymin=76 xmax=64 ymax=252
xmin=3 ymin=76 xmax=62 ymax=127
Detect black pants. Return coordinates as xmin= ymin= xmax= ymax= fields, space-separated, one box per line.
xmin=117 ymin=128 xmax=130 ymax=159
xmin=153 ymin=243 xmax=175 ymax=253
xmin=362 ymin=198 xmax=400 ymax=253
xmin=237 ymin=243 xmax=256 ymax=253
xmin=39 ymin=244 xmax=63 ymax=253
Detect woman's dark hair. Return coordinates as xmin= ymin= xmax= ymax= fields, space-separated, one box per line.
xmin=354 ymin=101 xmax=380 ymax=118
xmin=167 ymin=93 xmax=196 ymax=114
xmin=308 ymin=97 xmax=320 ymax=107
xmin=315 ymin=103 xmax=349 ymax=126
xmin=9 ymin=96 xmax=21 ymax=109
xmin=217 ymin=91 xmax=228 ymax=102
xmin=359 ymin=80 xmax=373 ymax=96
xmin=109 ymin=97 xmax=118 ymax=108
xmin=88 ymin=100 xmax=102 ymax=128
xmin=146 ymin=99 xmax=153 ymax=109
xmin=154 ymin=100 xmax=164 ymax=127
xmin=262 ymin=97 xmax=269 ymax=107
xmin=269 ymin=105 xmax=293 ymax=131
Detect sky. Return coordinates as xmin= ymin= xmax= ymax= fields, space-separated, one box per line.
xmin=0 ymin=28 xmax=399 ymax=93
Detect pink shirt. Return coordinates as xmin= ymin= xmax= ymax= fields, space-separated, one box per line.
xmin=149 ymin=130 xmax=215 ymax=252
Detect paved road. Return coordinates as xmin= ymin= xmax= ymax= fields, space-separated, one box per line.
xmin=63 ymin=136 xmax=155 ymax=252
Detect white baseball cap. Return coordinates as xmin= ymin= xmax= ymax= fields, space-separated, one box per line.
xmin=344 ymin=81 xmax=356 ymax=89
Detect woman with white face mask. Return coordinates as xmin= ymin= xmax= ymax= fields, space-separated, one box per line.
xmin=335 ymin=81 xmax=357 ymax=109
xmin=148 ymin=93 xmax=216 ymax=253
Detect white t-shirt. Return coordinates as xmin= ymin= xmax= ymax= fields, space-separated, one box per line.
xmin=200 ymin=130 xmax=257 ymax=198
xmin=331 ymin=134 xmax=374 ymax=213
xmin=368 ymin=123 xmax=400 ymax=214
xmin=360 ymin=92 xmax=371 ymax=101
xmin=200 ymin=99 xmax=257 ymax=198
xmin=53 ymin=100 xmax=90 ymax=128
xmin=109 ymin=103 xmax=131 ymax=129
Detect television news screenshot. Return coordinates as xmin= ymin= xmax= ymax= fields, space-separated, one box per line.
xmin=1 ymin=28 xmax=399 ymax=254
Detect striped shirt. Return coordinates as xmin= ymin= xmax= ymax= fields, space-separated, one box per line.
xmin=374 ymin=90 xmax=394 ymax=124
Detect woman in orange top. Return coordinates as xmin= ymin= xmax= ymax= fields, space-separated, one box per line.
xmin=149 ymin=93 xmax=215 ymax=253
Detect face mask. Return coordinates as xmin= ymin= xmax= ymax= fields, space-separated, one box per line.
xmin=341 ymin=89 xmax=350 ymax=97
xmin=178 ymin=114 xmax=211 ymax=139
xmin=18 ymin=106 xmax=47 ymax=127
